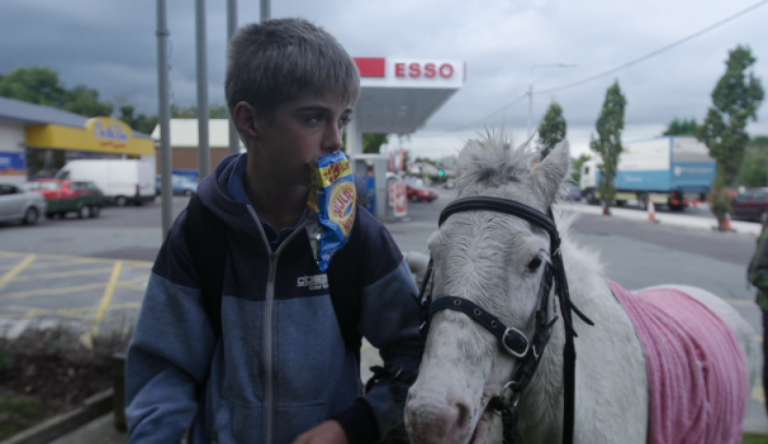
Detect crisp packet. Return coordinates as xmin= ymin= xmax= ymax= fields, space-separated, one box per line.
xmin=306 ymin=152 xmax=357 ymax=271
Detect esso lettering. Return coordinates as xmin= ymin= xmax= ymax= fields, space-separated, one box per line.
xmin=394 ymin=62 xmax=454 ymax=79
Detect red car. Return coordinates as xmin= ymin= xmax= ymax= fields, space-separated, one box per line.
xmin=407 ymin=185 xmax=438 ymax=202
xmin=25 ymin=179 xmax=105 ymax=219
xmin=731 ymin=187 xmax=768 ymax=221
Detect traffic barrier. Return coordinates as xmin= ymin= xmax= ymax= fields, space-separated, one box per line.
xmin=722 ymin=213 xmax=733 ymax=231
xmin=648 ymin=200 xmax=657 ymax=223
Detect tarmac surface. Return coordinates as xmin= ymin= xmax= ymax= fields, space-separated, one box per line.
xmin=1 ymin=190 xmax=767 ymax=440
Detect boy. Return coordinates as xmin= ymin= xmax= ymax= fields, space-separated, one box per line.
xmin=748 ymin=212 xmax=768 ymax=415
xmin=126 ymin=18 xmax=422 ymax=444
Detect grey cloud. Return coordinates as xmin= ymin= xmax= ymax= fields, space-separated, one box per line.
xmin=0 ymin=0 xmax=765 ymax=140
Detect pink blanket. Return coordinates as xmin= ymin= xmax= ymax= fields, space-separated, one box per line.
xmin=607 ymin=280 xmax=750 ymax=444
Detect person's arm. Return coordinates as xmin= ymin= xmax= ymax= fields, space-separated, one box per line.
xmin=125 ymin=212 xmax=217 ymax=443
xmin=331 ymin=220 xmax=423 ymax=443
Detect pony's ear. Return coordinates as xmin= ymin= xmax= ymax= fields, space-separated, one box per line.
xmin=530 ymin=141 xmax=570 ymax=206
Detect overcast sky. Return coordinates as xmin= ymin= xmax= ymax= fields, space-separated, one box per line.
xmin=1 ymin=0 xmax=766 ymax=158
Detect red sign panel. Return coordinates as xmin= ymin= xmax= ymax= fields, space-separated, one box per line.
xmin=353 ymin=58 xmax=386 ymax=77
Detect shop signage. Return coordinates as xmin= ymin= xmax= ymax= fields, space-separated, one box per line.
xmin=394 ymin=62 xmax=454 ymax=79
xmin=86 ymin=117 xmax=133 ymax=149
xmin=354 ymin=57 xmax=465 ymax=88
xmin=0 ymin=152 xmax=26 ymax=176
xmin=389 ymin=180 xmax=407 ymax=217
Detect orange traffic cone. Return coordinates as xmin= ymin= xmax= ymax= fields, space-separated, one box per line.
xmin=648 ymin=200 xmax=657 ymax=223
xmin=722 ymin=213 xmax=733 ymax=231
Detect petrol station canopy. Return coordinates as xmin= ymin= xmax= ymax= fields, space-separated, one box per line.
xmin=346 ymin=58 xmax=465 ymax=154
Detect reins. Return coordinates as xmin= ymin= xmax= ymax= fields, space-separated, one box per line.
xmin=417 ymin=196 xmax=594 ymax=444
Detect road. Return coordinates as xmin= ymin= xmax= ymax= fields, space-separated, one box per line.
xmin=0 ymin=188 xmax=766 ymax=433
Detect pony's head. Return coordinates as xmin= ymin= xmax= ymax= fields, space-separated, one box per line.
xmin=405 ymin=133 xmax=570 ymax=444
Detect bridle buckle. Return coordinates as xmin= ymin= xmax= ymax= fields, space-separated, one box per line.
xmin=502 ymin=327 xmax=530 ymax=359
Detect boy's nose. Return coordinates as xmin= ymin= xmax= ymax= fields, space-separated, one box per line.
xmin=323 ymin=124 xmax=344 ymax=153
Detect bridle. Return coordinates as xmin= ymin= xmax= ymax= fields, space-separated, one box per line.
xmin=417 ymin=196 xmax=594 ymax=444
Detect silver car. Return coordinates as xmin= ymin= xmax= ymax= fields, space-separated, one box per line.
xmin=0 ymin=183 xmax=47 ymax=225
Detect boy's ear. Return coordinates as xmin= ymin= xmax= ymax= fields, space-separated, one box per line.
xmin=233 ymin=102 xmax=259 ymax=140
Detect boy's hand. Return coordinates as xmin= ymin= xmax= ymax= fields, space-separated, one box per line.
xmin=292 ymin=420 xmax=350 ymax=444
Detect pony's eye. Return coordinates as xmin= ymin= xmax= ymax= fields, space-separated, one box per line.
xmin=527 ymin=257 xmax=543 ymax=271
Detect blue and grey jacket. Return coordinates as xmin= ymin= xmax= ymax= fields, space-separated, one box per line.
xmin=126 ymin=154 xmax=422 ymax=444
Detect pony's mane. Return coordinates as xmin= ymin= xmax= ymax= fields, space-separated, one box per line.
xmin=456 ymin=130 xmax=538 ymax=193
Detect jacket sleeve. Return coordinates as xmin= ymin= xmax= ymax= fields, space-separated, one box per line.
xmin=332 ymin=215 xmax=423 ymax=443
xmin=749 ymin=231 xmax=768 ymax=291
xmin=125 ymin=212 xmax=217 ymax=443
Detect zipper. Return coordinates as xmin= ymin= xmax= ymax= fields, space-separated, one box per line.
xmin=246 ymin=206 xmax=306 ymax=444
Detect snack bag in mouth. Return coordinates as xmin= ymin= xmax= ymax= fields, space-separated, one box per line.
xmin=306 ymin=151 xmax=357 ymax=271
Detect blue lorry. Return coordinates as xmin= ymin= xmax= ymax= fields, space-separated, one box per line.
xmin=579 ymin=136 xmax=716 ymax=210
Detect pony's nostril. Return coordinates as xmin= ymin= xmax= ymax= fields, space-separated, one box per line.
xmin=455 ymin=402 xmax=471 ymax=429
xmin=447 ymin=401 xmax=472 ymax=441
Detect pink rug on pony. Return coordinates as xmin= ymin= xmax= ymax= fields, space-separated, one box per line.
xmin=607 ymin=280 xmax=750 ymax=444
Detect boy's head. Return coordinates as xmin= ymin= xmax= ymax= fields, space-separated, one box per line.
xmin=225 ymin=18 xmax=360 ymax=123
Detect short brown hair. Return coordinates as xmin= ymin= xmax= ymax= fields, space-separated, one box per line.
xmin=225 ymin=18 xmax=360 ymax=120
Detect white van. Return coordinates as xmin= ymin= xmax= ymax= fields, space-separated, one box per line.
xmin=56 ymin=157 xmax=156 ymax=206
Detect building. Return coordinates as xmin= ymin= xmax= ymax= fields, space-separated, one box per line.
xmin=150 ymin=119 xmax=243 ymax=176
xmin=0 ymin=97 xmax=155 ymax=184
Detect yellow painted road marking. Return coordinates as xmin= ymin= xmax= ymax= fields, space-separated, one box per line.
xmin=0 ymin=283 xmax=106 ymax=300
xmin=0 ymin=255 xmax=36 ymax=288
xmin=11 ymin=267 xmax=115 ymax=282
xmin=0 ymin=251 xmax=151 ymax=266
xmin=82 ymin=261 xmax=123 ymax=348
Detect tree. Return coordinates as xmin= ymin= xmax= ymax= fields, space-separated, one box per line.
xmin=698 ymin=45 xmax=764 ymax=229
xmin=537 ymin=101 xmax=567 ymax=158
xmin=663 ymin=118 xmax=699 ymax=136
xmin=118 ymin=105 xmax=159 ymax=135
xmin=363 ymin=133 xmax=389 ymax=154
xmin=589 ymin=81 xmax=627 ymax=215
xmin=170 ymin=103 xmax=229 ymax=119
xmin=570 ymin=154 xmax=591 ymax=185
xmin=0 ymin=66 xmax=113 ymax=117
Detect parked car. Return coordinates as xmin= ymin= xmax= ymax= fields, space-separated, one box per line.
xmin=407 ymin=185 xmax=438 ymax=202
xmin=0 ymin=183 xmax=46 ymax=225
xmin=25 ymin=179 xmax=105 ymax=219
xmin=559 ymin=184 xmax=582 ymax=201
xmin=443 ymin=180 xmax=456 ymax=190
xmin=155 ymin=174 xmax=199 ymax=196
xmin=731 ymin=188 xmax=768 ymax=221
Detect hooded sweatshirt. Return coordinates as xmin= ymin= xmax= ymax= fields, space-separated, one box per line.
xmin=126 ymin=154 xmax=422 ymax=444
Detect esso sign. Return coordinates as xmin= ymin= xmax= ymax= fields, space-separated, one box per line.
xmin=395 ymin=62 xmax=455 ymax=79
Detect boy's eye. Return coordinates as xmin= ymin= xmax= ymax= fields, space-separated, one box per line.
xmin=307 ymin=115 xmax=324 ymax=124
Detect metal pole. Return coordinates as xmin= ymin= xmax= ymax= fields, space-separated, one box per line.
xmin=527 ymin=82 xmax=533 ymax=139
xmin=196 ymin=0 xmax=211 ymax=178
xmin=260 ymin=0 xmax=270 ymax=22
xmin=227 ymin=0 xmax=240 ymax=155
xmin=156 ymin=0 xmax=173 ymax=236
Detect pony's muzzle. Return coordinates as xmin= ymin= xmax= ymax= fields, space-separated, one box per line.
xmin=405 ymin=390 xmax=474 ymax=444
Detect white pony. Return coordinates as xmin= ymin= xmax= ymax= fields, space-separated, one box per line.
xmin=404 ymin=135 xmax=759 ymax=444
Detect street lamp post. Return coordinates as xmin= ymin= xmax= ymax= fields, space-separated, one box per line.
xmin=527 ymin=63 xmax=576 ymax=139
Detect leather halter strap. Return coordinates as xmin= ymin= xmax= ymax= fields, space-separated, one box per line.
xmin=430 ymin=297 xmax=531 ymax=358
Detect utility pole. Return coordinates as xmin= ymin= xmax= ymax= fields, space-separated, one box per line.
xmin=156 ymin=0 xmax=172 ymax=236
xmin=196 ymin=0 xmax=211 ymax=178
xmin=227 ymin=0 xmax=240 ymax=155
xmin=261 ymin=0 xmax=270 ymax=22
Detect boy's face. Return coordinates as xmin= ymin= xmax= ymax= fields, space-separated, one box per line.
xmin=246 ymin=92 xmax=353 ymax=188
